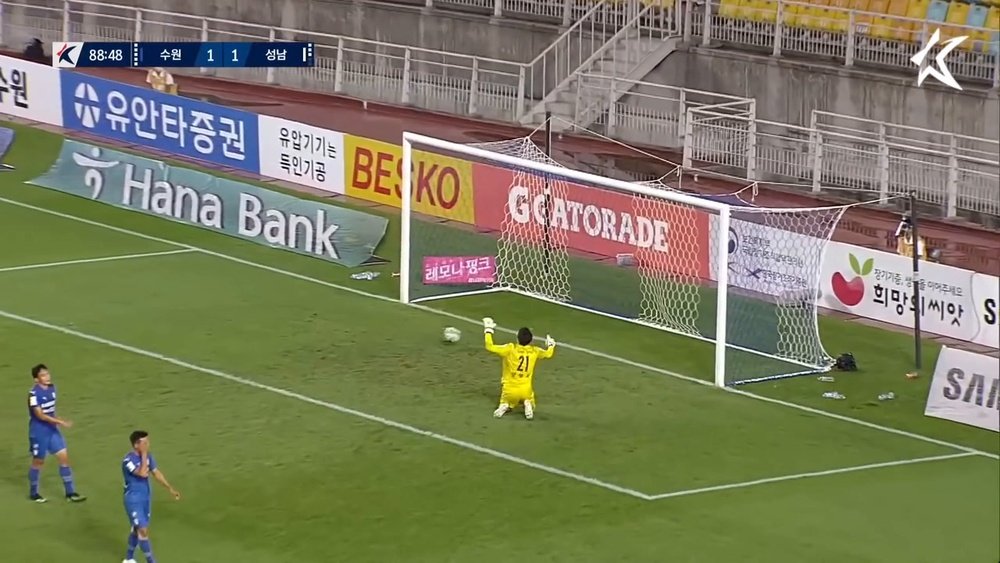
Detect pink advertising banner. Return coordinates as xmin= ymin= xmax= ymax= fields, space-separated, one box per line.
xmin=422 ymin=256 xmax=497 ymax=285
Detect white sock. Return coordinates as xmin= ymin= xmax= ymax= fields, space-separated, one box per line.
xmin=524 ymin=400 xmax=534 ymax=420
xmin=493 ymin=403 xmax=510 ymax=418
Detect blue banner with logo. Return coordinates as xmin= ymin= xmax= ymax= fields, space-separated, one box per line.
xmin=59 ymin=71 xmax=259 ymax=173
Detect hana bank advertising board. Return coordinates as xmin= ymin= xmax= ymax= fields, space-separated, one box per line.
xmin=469 ymin=162 xmax=712 ymax=279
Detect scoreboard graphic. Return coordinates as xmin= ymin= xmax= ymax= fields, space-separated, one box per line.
xmin=52 ymin=41 xmax=315 ymax=68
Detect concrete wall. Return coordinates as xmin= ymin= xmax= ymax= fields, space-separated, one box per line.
xmin=640 ymin=47 xmax=1000 ymax=140
xmin=27 ymin=0 xmax=560 ymax=64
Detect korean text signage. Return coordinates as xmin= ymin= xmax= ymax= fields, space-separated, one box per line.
xmin=470 ymin=162 xmax=711 ymax=279
xmin=30 ymin=140 xmax=387 ymax=267
xmin=924 ymin=346 xmax=998 ymax=432
xmin=819 ymin=241 xmax=998 ymax=348
xmin=708 ymin=216 xmax=820 ymax=298
xmin=59 ymin=72 xmax=260 ymax=172
xmin=0 ymin=55 xmax=63 ymax=126
xmin=343 ymin=134 xmax=475 ymax=223
xmin=423 ymin=256 xmax=497 ymax=285
xmin=258 ymin=115 xmax=345 ymax=194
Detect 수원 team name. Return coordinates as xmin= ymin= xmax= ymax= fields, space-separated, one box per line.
xmin=507 ymin=185 xmax=671 ymax=251
xmin=120 ymin=165 xmax=339 ymax=258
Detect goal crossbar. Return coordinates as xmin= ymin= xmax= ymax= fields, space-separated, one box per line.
xmin=400 ymin=132 xmax=734 ymax=387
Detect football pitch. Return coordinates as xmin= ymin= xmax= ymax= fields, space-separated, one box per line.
xmin=0 ymin=122 xmax=997 ymax=563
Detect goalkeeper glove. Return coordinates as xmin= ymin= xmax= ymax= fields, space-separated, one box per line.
xmin=545 ymin=334 xmax=555 ymax=347
xmin=483 ymin=317 xmax=496 ymax=334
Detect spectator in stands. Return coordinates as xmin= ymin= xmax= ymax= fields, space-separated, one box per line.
xmin=895 ymin=215 xmax=928 ymax=260
xmin=145 ymin=67 xmax=177 ymax=94
xmin=23 ymin=39 xmax=46 ymax=64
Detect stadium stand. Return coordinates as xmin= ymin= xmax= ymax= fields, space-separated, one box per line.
xmin=717 ymin=0 xmax=999 ymax=54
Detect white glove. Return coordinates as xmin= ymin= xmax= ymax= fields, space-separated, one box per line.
xmin=545 ymin=334 xmax=555 ymax=347
xmin=483 ymin=317 xmax=496 ymax=333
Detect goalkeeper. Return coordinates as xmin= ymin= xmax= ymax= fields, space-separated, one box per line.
xmin=482 ymin=317 xmax=556 ymax=420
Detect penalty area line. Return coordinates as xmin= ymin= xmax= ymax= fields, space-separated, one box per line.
xmin=0 ymin=248 xmax=196 ymax=273
xmin=646 ymin=452 xmax=978 ymax=501
xmin=0 ymin=308 xmax=654 ymax=502
xmin=1 ymin=196 xmax=997 ymax=463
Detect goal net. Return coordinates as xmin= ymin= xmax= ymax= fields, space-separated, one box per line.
xmin=400 ymin=132 xmax=848 ymax=386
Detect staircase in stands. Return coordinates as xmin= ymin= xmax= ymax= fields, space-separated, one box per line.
xmin=519 ymin=0 xmax=682 ymax=130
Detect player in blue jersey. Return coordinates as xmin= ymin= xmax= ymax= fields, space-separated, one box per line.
xmin=122 ymin=430 xmax=180 ymax=563
xmin=27 ymin=363 xmax=86 ymax=503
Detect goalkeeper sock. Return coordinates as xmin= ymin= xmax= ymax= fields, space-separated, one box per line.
xmin=493 ymin=403 xmax=510 ymax=418
xmin=523 ymin=400 xmax=534 ymax=420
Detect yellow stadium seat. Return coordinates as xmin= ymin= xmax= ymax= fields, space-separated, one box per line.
xmin=798 ymin=0 xmax=832 ymax=30
xmin=720 ymin=0 xmax=742 ymax=19
xmin=751 ymin=0 xmax=779 ymax=22
xmin=902 ymin=0 xmax=931 ymax=42
xmin=854 ymin=0 xmax=888 ymax=34
xmin=942 ymin=2 xmax=971 ymax=42
xmin=781 ymin=1 xmax=806 ymax=26
xmin=735 ymin=0 xmax=759 ymax=21
xmin=871 ymin=0 xmax=911 ymax=40
xmin=820 ymin=0 xmax=851 ymax=31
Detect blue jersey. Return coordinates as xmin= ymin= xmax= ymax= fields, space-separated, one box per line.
xmin=122 ymin=451 xmax=158 ymax=500
xmin=28 ymin=384 xmax=58 ymax=434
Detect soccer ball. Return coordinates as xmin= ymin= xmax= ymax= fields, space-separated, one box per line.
xmin=442 ymin=327 xmax=462 ymax=343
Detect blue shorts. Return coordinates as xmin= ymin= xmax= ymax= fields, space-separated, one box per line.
xmin=125 ymin=497 xmax=152 ymax=529
xmin=28 ymin=430 xmax=66 ymax=460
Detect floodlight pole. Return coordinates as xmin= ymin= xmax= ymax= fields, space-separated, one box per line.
xmin=909 ymin=192 xmax=922 ymax=371
xmin=543 ymin=110 xmax=553 ymax=276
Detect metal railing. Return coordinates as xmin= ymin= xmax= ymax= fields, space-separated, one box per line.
xmin=2 ymin=0 xmax=996 ymax=220
xmin=685 ymin=107 xmax=1000 ymax=218
xmin=577 ymin=73 xmax=752 ymax=146
xmin=518 ymin=0 xmax=641 ymax=114
xmin=0 ymin=0 xmax=540 ymax=121
xmin=688 ymin=0 xmax=1000 ymax=88
xmin=565 ymin=3 xmax=679 ymax=124
xmin=423 ymin=0 xmax=619 ymax=25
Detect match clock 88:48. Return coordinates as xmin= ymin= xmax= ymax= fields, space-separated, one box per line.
xmin=87 ymin=45 xmax=127 ymax=63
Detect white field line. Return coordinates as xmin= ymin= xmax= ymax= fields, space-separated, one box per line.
xmin=646 ymin=452 xmax=978 ymax=500
xmin=1 ymin=307 xmax=983 ymax=504
xmin=0 ymin=308 xmax=652 ymax=501
xmin=0 ymin=248 xmax=195 ymax=273
xmin=2 ymin=196 xmax=998 ymax=463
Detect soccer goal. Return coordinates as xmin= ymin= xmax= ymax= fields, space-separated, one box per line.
xmin=399 ymin=131 xmax=849 ymax=386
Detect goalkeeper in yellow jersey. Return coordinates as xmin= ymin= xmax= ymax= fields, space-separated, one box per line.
xmin=482 ymin=317 xmax=556 ymax=420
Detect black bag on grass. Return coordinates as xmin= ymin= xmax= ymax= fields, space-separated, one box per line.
xmin=834 ymin=353 xmax=857 ymax=371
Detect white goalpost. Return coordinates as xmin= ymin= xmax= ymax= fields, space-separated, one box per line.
xmin=400 ymin=131 xmax=847 ymax=387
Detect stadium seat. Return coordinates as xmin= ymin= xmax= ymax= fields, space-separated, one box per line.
xmin=902 ymin=0 xmax=932 ymax=41
xmin=942 ymin=1 xmax=972 ymax=41
xmin=855 ymin=0 xmax=890 ymax=34
xmin=985 ymin=5 xmax=1000 ymax=54
xmin=822 ymin=0 xmax=852 ymax=32
xmin=965 ymin=3 xmax=990 ymax=50
xmin=798 ymin=0 xmax=833 ymax=30
xmin=781 ymin=0 xmax=805 ymax=26
xmin=720 ymin=0 xmax=742 ymax=19
xmin=871 ymin=0 xmax=912 ymax=40
xmin=751 ymin=0 xmax=778 ymax=23
xmin=925 ymin=0 xmax=950 ymax=24
xmin=735 ymin=0 xmax=759 ymax=21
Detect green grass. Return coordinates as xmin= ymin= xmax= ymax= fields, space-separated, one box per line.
xmin=0 ymin=121 xmax=997 ymax=563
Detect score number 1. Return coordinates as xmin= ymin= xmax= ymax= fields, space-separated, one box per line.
xmin=202 ymin=47 xmax=239 ymax=65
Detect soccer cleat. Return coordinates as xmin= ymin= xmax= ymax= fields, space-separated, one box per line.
xmin=493 ymin=403 xmax=510 ymax=418
xmin=123 ymin=559 xmax=138 ymax=563
xmin=66 ymin=492 xmax=87 ymax=503
xmin=29 ymin=493 xmax=47 ymax=503
xmin=524 ymin=400 xmax=534 ymax=420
